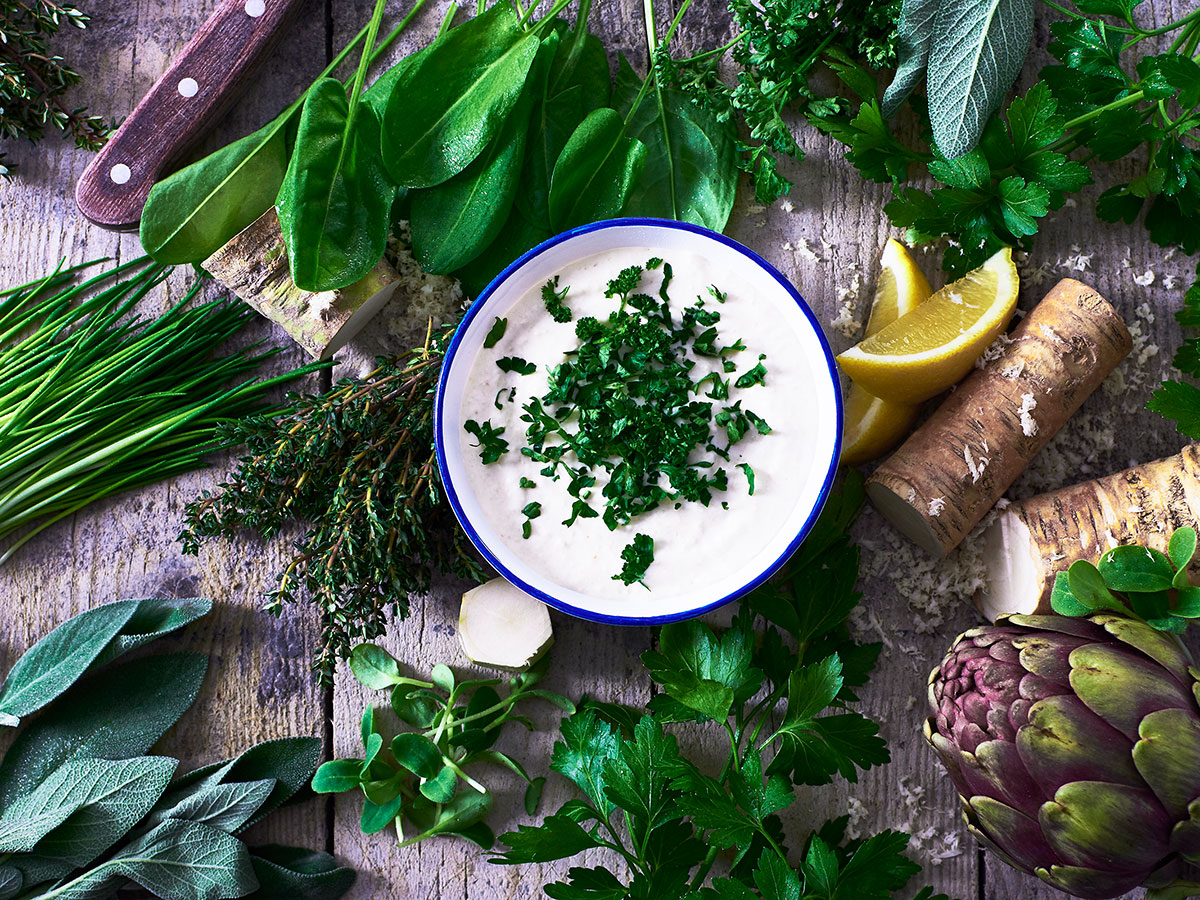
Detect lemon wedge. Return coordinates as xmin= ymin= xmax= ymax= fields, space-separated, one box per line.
xmin=841 ymin=240 xmax=931 ymax=466
xmin=837 ymin=247 xmax=1018 ymax=404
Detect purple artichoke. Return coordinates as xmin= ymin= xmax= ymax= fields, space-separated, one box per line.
xmin=926 ymin=613 xmax=1200 ymax=899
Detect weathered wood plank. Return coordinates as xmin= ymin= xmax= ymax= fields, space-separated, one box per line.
xmin=0 ymin=0 xmax=333 ymax=850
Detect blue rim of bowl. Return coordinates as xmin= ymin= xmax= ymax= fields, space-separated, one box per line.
xmin=435 ymin=217 xmax=844 ymax=626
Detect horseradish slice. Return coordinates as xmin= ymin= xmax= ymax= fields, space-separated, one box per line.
xmin=459 ymin=578 xmax=552 ymax=670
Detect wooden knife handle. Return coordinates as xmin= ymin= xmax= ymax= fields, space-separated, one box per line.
xmin=76 ymin=0 xmax=306 ymax=231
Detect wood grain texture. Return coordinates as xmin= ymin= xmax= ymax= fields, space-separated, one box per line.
xmin=3 ymin=0 xmax=1199 ymax=899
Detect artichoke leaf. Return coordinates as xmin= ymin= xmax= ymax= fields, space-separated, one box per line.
xmin=1017 ymin=694 xmax=1141 ymax=794
xmin=1037 ymin=862 xmax=1147 ymax=900
xmin=1134 ymin=707 xmax=1200 ymax=821
xmin=1040 ymin=781 xmax=1169 ymax=873
xmin=967 ymin=794 xmax=1057 ymax=872
xmin=966 ymin=739 xmax=1043 ymax=819
xmin=1068 ymin=643 xmax=1195 ymax=740
xmin=1092 ymin=613 xmax=1193 ymax=685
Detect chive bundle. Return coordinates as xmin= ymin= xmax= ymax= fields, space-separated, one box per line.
xmin=0 ymin=257 xmax=314 ymax=563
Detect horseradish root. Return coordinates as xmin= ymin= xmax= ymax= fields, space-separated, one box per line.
xmin=204 ymin=208 xmax=399 ymax=360
xmin=459 ymin=578 xmax=553 ymax=670
xmin=978 ymin=444 xmax=1200 ymax=619
xmin=867 ymin=278 xmax=1132 ymax=557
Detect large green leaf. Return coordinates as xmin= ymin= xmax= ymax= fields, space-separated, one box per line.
xmin=52 ymin=820 xmax=256 ymax=900
xmin=0 ymin=654 xmax=207 ymax=811
xmin=927 ymin=0 xmax=1036 ymax=158
xmin=408 ymin=35 xmax=543 ymax=274
xmin=381 ymin=4 xmax=540 ymax=188
xmin=548 ymin=107 xmax=646 ymax=230
xmin=276 ymin=79 xmax=395 ymax=292
xmin=24 ymin=757 xmax=177 ymax=866
xmin=516 ymin=29 xmax=611 ymax=231
xmin=142 ymin=779 xmax=275 ymax=835
xmin=612 ymin=58 xmax=737 ymax=231
xmin=140 ymin=115 xmax=289 ymax=264
xmin=0 ymin=600 xmax=138 ymax=725
xmin=880 ymin=0 xmax=940 ymax=117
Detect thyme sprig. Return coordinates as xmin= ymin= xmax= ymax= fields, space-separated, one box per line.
xmin=180 ymin=323 xmax=486 ymax=681
xmin=0 ymin=1 xmax=111 ymax=177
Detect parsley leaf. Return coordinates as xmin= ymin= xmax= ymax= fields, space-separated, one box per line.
xmin=497 ymin=356 xmax=537 ymax=375
xmin=542 ymin=276 xmax=572 ymax=323
xmin=463 ymin=419 xmax=508 ymax=464
xmin=614 ymin=533 xmax=654 ymax=587
xmin=483 ymin=316 xmax=507 ymax=348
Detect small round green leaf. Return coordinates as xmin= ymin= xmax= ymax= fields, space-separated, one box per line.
xmin=361 ymin=792 xmax=405 ymax=835
xmin=1098 ymin=546 xmax=1175 ymax=593
xmin=1175 ymin=586 xmax=1200 ymax=617
xmin=524 ymin=776 xmax=546 ymax=816
xmin=419 ymin=765 xmax=458 ymax=803
xmin=391 ymin=733 xmax=444 ymax=779
xmin=350 ymin=644 xmax=404 ymax=689
xmin=311 ymin=759 xmax=363 ymax=794
xmin=1050 ymin=571 xmax=1091 ymax=617
xmin=431 ymin=664 xmax=455 ymax=694
xmin=1172 ymin=527 xmax=1198 ymax=588
xmin=391 ymin=688 xmax=440 ymax=728
xmin=1067 ymin=560 xmax=1123 ymax=610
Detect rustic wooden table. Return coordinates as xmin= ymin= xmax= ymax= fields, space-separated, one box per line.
xmin=2 ymin=2 xmax=1195 ymax=898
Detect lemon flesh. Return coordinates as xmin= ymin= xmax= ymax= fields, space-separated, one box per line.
xmin=840 ymin=239 xmax=931 ymax=466
xmin=836 ymin=247 xmax=1018 ymax=404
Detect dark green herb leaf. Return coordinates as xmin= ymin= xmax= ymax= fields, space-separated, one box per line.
xmin=1065 ymin=559 xmax=1123 ymax=612
xmin=143 ymin=779 xmax=274 ymax=835
xmin=497 ymin=357 xmax=537 ymax=376
xmin=881 ymin=0 xmax=940 ymax=117
xmin=1049 ymin=571 xmax=1091 ymax=617
xmin=551 ymin=710 xmax=620 ymax=816
xmin=0 ymin=653 xmax=206 ymax=810
xmin=311 ymin=761 xmax=363 ymax=794
xmin=89 ymin=598 xmax=213 ymax=670
xmin=1098 ymin=545 xmax=1175 ymax=593
xmin=496 ymin=814 xmax=601 ymax=864
xmin=0 ymin=599 xmax=138 ymax=724
xmin=382 ymin=5 xmax=540 ymax=188
xmin=248 ymin=845 xmax=356 ymax=900
xmin=614 ymin=534 xmax=654 ymax=587
xmin=276 ymin=80 xmax=395 ymax=292
xmin=391 ymin=733 xmax=443 ymax=780
xmin=464 ymin=418 xmax=509 ymax=464
xmin=1170 ymin=527 xmax=1197 ymax=589
xmin=549 ymin=107 xmax=647 ymax=230
xmin=483 ymin=317 xmax=508 ymax=349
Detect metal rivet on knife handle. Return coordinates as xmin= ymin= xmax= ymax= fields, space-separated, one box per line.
xmin=75 ymin=0 xmax=305 ymax=231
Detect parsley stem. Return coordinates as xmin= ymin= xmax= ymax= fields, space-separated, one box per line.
xmin=1138 ymin=5 xmax=1200 ymax=40
xmin=436 ymin=1 xmax=458 ymax=37
xmin=1061 ymin=89 xmax=1145 ymax=132
xmin=688 ymin=846 xmax=720 ymax=891
xmin=672 ymin=32 xmax=743 ymax=66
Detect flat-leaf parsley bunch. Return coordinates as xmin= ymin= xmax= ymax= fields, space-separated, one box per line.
xmin=493 ymin=473 xmax=958 ymax=900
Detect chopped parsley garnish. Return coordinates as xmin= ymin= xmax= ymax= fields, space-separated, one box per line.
xmin=483 ymin=316 xmax=507 ymax=348
xmin=519 ymin=477 xmax=537 ymax=488
xmin=497 ymin=356 xmax=537 ymax=375
xmin=738 ymin=462 xmax=756 ymax=495
xmin=463 ymin=418 xmax=509 ymax=464
xmin=521 ymin=501 xmax=542 ymax=539
xmin=734 ymin=362 xmax=767 ymax=389
xmin=614 ymin=533 xmax=654 ymax=587
xmin=542 ymin=276 xmax=572 ymax=323
xmin=494 ymin=386 xmax=516 ymax=411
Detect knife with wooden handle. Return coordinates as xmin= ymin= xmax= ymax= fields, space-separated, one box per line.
xmin=76 ymin=0 xmax=306 ymax=230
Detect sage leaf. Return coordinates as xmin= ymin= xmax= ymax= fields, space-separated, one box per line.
xmin=612 ymin=57 xmax=737 ymax=232
xmin=90 ymin=598 xmax=213 ymax=670
xmin=54 ymin=820 xmax=257 ymax=900
xmin=159 ymin=737 xmax=322 ymax=832
xmin=0 ymin=653 xmax=207 ymax=811
xmin=881 ymin=0 xmax=940 ymax=118
xmin=381 ymin=4 xmax=540 ymax=188
xmin=927 ymin=0 xmax=1036 ymax=158
xmin=276 ymin=79 xmax=395 ymax=292
xmin=0 ymin=867 xmax=19 ymax=900
xmin=140 ymin=118 xmax=289 ymax=264
xmin=549 ymin=107 xmax=647 ymax=231
xmin=27 ymin=757 xmax=177 ymax=867
xmin=408 ymin=43 xmax=540 ymax=274
xmin=0 ymin=599 xmax=138 ymax=724
xmin=248 ymin=846 xmax=355 ymax=900
xmin=141 ymin=779 xmax=274 ymax=835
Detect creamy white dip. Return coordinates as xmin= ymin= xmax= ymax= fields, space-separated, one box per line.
xmin=459 ymin=246 xmax=813 ymax=602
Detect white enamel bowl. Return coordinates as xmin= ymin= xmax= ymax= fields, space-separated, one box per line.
xmin=434 ymin=218 xmax=842 ymax=625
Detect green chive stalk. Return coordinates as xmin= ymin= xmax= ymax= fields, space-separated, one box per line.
xmin=0 ymin=258 xmax=319 ymax=564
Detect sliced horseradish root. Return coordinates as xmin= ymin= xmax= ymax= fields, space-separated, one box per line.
xmin=459 ymin=578 xmax=553 ymax=670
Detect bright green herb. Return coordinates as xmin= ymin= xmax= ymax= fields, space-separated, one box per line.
xmin=0 ymin=598 xmax=352 ymax=900
xmin=464 ymin=418 xmax=510 ymax=464
xmin=313 ymin=645 xmax=572 ymax=849
xmin=521 ymin=501 xmax=542 ymax=539
xmin=541 ymin=275 xmax=572 ymax=322
xmin=0 ymin=259 xmax=315 ymax=567
xmin=519 ymin=477 xmax=537 ymax=489
xmin=501 ymin=260 xmax=769 ymax=583
xmin=613 ymin=533 xmax=654 ymax=586
xmin=1051 ymin=527 xmax=1200 ymax=631
xmin=483 ymin=316 xmax=508 ymax=348
xmin=494 ymin=474 xmax=953 ymax=900
xmin=180 ymin=326 xmax=485 ymax=680
xmin=496 ymin=356 xmax=537 ymax=375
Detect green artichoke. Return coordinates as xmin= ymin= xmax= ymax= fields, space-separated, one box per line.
xmin=926 ymin=613 xmax=1200 ymax=899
